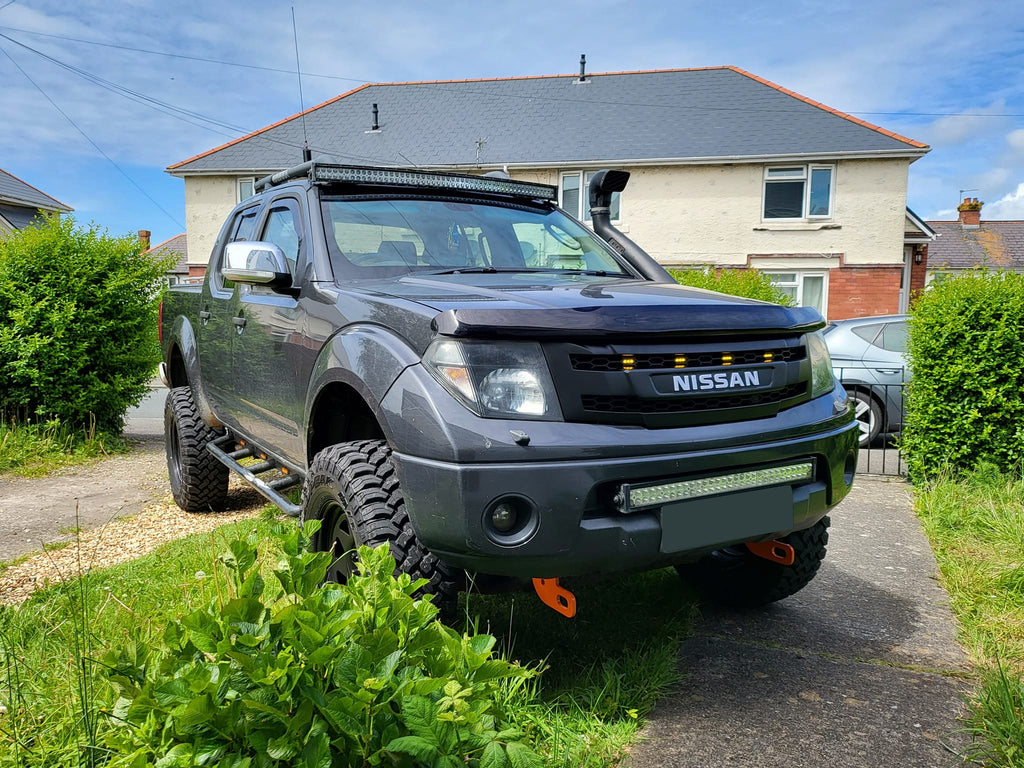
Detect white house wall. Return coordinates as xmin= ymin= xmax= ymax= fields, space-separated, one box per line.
xmin=182 ymin=158 xmax=909 ymax=269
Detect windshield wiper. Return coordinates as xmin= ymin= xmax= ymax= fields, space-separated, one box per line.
xmin=423 ymin=267 xmax=630 ymax=277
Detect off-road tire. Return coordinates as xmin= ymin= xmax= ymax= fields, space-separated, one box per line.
xmin=165 ymin=386 xmax=229 ymax=512
xmin=676 ymin=516 xmax=830 ymax=608
xmin=301 ymin=439 xmax=462 ymax=616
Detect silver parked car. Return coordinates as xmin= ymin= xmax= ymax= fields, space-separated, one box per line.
xmin=823 ymin=315 xmax=909 ymax=446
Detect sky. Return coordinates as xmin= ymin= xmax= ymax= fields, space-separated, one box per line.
xmin=1 ymin=0 xmax=1023 ymax=250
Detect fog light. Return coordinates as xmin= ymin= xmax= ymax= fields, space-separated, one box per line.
xmin=490 ymin=503 xmax=518 ymax=532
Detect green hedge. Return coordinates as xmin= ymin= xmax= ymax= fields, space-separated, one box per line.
xmin=0 ymin=216 xmax=174 ymax=432
xmin=668 ymin=267 xmax=794 ymax=305
xmin=902 ymin=270 xmax=1024 ymax=481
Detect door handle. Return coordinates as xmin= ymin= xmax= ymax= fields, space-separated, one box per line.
xmin=199 ymin=310 xmax=211 ymax=322
xmin=874 ymin=368 xmax=901 ymax=376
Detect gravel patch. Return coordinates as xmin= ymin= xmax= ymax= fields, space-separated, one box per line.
xmin=0 ymin=483 xmax=267 ymax=605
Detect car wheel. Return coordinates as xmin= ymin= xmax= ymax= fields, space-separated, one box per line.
xmin=676 ymin=516 xmax=830 ymax=608
xmin=850 ymin=390 xmax=883 ymax=447
xmin=165 ymin=386 xmax=229 ymax=512
xmin=301 ymin=439 xmax=462 ymax=615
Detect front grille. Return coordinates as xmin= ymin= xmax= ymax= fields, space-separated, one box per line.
xmin=581 ymin=383 xmax=808 ymax=414
xmin=571 ymin=346 xmax=805 ymax=372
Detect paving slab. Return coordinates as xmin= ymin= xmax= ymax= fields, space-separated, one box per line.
xmin=625 ymin=476 xmax=973 ymax=768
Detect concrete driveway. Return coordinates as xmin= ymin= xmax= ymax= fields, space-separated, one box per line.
xmin=625 ymin=476 xmax=971 ymax=768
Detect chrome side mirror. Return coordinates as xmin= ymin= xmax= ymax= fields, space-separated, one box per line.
xmin=222 ymin=241 xmax=292 ymax=287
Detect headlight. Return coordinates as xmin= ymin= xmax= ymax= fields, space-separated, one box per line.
xmin=806 ymin=331 xmax=835 ymax=398
xmin=422 ymin=340 xmax=562 ymax=420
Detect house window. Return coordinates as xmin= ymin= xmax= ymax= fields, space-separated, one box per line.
xmin=238 ymin=177 xmax=256 ymax=202
xmin=763 ymin=165 xmax=833 ymax=219
xmin=762 ymin=271 xmax=828 ymax=317
xmin=560 ymin=171 xmax=621 ymax=223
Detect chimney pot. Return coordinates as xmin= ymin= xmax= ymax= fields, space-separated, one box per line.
xmin=957 ymin=198 xmax=983 ymax=227
xmin=138 ymin=229 xmax=151 ymax=250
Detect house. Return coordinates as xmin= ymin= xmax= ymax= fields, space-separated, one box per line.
xmin=924 ymin=199 xmax=1024 ymax=281
xmin=167 ymin=65 xmax=931 ymax=320
xmin=0 ymin=168 xmax=72 ymax=236
xmin=140 ymin=230 xmax=206 ymax=285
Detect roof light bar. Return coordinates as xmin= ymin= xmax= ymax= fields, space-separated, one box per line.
xmin=617 ymin=460 xmax=815 ymax=512
xmin=311 ymin=164 xmax=558 ymax=200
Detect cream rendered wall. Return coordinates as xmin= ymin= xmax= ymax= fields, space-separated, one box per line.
xmin=181 ymin=159 xmax=910 ymax=268
xmin=525 ymin=159 xmax=909 ymax=268
xmin=183 ymin=176 xmax=239 ymax=266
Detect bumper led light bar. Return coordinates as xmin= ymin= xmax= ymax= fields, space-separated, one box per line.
xmin=617 ymin=460 xmax=815 ymax=512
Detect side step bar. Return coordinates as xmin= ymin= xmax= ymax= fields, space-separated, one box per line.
xmin=208 ymin=434 xmax=302 ymax=517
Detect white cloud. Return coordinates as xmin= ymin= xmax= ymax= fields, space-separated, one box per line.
xmin=984 ymin=183 xmax=1024 ymax=219
xmin=925 ymin=102 xmax=1011 ymax=146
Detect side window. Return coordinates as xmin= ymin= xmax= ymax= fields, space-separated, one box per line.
xmin=851 ymin=323 xmax=885 ymax=346
xmin=259 ymin=200 xmax=302 ymax=274
xmin=559 ymin=171 xmax=621 ymax=223
xmin=217 ymin=205 xmax=261 ymax=291
xmin=878 ymin=322 xmax=908 ymax=354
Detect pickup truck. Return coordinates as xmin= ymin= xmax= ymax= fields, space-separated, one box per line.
xmin=159 ymin=163 xmax=858 ymax=617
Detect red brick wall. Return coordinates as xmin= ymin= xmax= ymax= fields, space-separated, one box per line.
xmin=827 ymin=265 xmax=903 ymax=320
xmin=188 ymin=264 xmax=207 ymax=278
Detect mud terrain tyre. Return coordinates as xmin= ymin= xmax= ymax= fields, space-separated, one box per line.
xmin=165 ymin=386 xmax=229 ymax=512
xmin=677 ymin=516 xmax=830 ymax=608
xmin=301 ymin=439 xmax=462 ymax=615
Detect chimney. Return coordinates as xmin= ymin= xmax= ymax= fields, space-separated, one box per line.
xmin=138 ymin=229 xmax=151 ymax=251
xmin=957 ymin=198 xmax=982 ymax=228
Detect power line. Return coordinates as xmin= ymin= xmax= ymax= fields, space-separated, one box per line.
xmin=1 ymin=23 xmax=1022 ymax=119
xmin=0 ymin=23 xmax=364 ymax=82
xmin=0 ymin=41 xmax=185 ymax=229
xmin=0 ymin=32 xmax=402 ymax=167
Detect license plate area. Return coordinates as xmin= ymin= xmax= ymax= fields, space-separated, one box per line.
xmin=659 ymin=485 xmax=794 ymax=553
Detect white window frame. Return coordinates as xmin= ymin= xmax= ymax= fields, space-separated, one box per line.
xmin=237 ymin=177 xmax=256 ymax=203
xmin=762 ymin=164 xmax=834 ymax=221
xmin=761 ymin=270 xmax=829 ymax=318
xmin=559 ymin=170 xmax=621 ymax=224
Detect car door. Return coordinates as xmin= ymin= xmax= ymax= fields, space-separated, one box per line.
xmin=199 ymin=203 xmax=261 ymax=424
xmin=231 ymin=196 xmax=307 ymax=461
xmin=861 ymin=320 xmax=908 ymax=429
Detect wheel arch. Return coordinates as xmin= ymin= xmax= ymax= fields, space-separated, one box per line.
xmin=306 ymin=381 xmax=386 ymax=464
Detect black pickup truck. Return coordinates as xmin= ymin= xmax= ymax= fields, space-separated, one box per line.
xmin=159 ymin=163 xmax=858 ymax=616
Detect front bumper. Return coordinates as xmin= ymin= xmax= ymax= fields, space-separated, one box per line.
xmin=393 ymin=419 xmax=858 ymax=578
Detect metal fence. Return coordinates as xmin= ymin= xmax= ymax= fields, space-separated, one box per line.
xmin=834 ymin=366 xmax=908 ymax=478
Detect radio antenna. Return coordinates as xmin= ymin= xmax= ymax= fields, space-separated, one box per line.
xmin=291 ymin=6 xmax=311 ymax=162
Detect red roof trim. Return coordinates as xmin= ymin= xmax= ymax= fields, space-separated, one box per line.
xmin=167 ymin=83 xmax=374 ymax=170
xmin=169 ymin=65 xmax=927 ymax=170
xmin=146 ymin=233 xmax=187 ymax=252
xmin=0 ymin=167 xmax=72 ymax=210
xmin=726 ymin=66 xmax=928 ymax=149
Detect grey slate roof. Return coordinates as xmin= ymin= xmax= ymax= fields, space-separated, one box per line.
xmin=147 ymin=233 xmax=189 ymax=273
xmin=0 ymin=203 xmax=43 ymax=230
xmin=0 ymin=169 xmax=72 ymax=212
xmin=927 ymin=221 xmax=1024 ymax=270
xmin=170 ymin=67 xmax=927 ymax=174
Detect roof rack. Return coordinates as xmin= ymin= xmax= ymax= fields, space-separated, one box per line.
xmin=254 ymin=162 xmax=557 ymax=201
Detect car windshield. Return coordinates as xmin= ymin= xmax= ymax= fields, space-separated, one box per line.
xmin=320 ymin=197 xmax=632 ymax=279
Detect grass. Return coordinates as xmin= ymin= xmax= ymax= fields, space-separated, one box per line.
xmin=915 ymin=466 xmax=1024 ymax=766
xmin=0 ymin=418 xmax=129 ymax=477
xmin=0 ymin=512 xmax=694 ymax=767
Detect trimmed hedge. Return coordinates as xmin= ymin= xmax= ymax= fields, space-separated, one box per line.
xmin=0 ymin=216 xmax=174 ymax=432
xmin=668 ymin=267 xmax=794 ymax=305
xmin=902 ymin=270 xmax=1024 ymax=481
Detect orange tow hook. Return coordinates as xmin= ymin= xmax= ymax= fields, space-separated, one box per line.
xmin=745 ymin=540 xmax=795 ymax=565
xmin=532 ymin=578 xmax=577 ymax=618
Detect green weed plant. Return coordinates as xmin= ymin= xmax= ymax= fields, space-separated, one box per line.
xmin=101 ymin=522 xmax=541 ymax=768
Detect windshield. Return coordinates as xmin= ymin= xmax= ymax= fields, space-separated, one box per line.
xmin=320 ymin=197 xmax=632 ymax=279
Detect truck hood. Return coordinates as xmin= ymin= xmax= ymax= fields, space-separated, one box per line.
xmin=355 ymin=273 xmax=824 ymax=339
